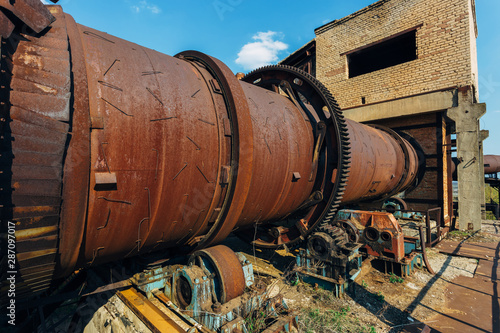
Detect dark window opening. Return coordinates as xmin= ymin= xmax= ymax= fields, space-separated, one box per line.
xmin=348 ymin=30 xmax=417 ymax=78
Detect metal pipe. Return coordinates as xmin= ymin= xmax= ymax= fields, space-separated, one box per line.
xmin=0 ymin=3 xmax=422 ymax=299
xmin=341 ymin=120 xmax=419 ymax=203
xmin=484 ymin=155 xmax=500 ymax=174
xmin=452 ymin=154 xmax=500 ymax=180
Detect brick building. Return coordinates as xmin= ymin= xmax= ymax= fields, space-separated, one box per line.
xmin=281 ymin=0 xmax=487 ymax=230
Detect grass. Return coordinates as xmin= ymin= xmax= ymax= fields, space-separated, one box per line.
xmin=388 ymin=273 xmax=404 ymax=284
xmin=485 ymin=184 xmax=499 ymax=220
xmin=245 ymin=310 xmax=268 ymax=333
xmin=448 ymin=229 xmax=471 ymax=237
xmin=293 ymin=285 xmax=377 ymax=333
xmin=375 ymin=291 xmax=385 ymax=302
xmin=299 ymin=306 xmax=376 ymax=333
xmin=486 ymin=184 xmax=499 ymax=204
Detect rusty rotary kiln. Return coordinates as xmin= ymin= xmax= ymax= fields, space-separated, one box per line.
xmin=1 ymin=4 xmax=422 ymax=304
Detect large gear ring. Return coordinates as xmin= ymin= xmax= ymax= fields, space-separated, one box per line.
xmin=240 ymin=65 xmax=351 ymax=249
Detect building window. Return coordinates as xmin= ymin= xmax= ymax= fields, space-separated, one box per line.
xmin=348 ymin=30 xmax=417 ymax=78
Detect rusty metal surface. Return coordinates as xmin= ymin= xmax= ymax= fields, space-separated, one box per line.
xmin=241 ymin=65 xmax=351 ymax=248
xmin=484 ymin=154 xmax=500 ymax=174
xmin=0 ymin=0 xmax=54 ymax=33
xmin=55 ymin=11 xmax=91 ymax=278
xmin=0 ymin=10 xmax=15 ymax=38
xmin=418 ymin=225 xmax=435 ymax=275
xmin=436 ymin=240 xmax=499 ymax=261
xmin=337 ymin=210 xmax=406 ymax=262
xmin=1 ymin=4 xmax=68 ymax=302
xmin=430 ymin=274 xmax=499 ymax=333
xmin=174 ymin=51 xmax=254 ymax=251
xmin=2 ymin=4 xmax=429 ymax=298
xmin=342 ymin=120 xmax=419 ymax=203
xmin=189 ymin=245 xmax=245 ymax=303
xmin=236 ymin=80 xmax=315 ymax=225
xmin=76 ymin=27 xmax=243 ymax=265
xmin=261 ymin=315 xmax=298 ymax=333
xmin=475 ymin=259 xmax=500 ymax=281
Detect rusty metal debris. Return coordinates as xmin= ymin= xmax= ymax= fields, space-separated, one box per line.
xmin=0 ymin=0 xmax=55 ymax=35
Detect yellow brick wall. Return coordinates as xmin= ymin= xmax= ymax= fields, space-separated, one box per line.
xmin=315 ymin=0 xmax=477 ymax=109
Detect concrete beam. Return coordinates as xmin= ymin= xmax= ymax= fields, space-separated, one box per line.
xmin=447 ymin=102 xmax=486 ymax=230
xmin=479 ymin=130 xmax=489 ymax=219
xmin=343 ymin=90 xmax=455 ymax=123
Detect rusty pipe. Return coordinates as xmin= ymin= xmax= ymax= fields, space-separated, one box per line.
xmin=341 ymin=121 xmax=419 ymax=203
xmin=484 ymin=155 xmax=500 ymax=174
xmin=1 ymin=3 xmax=421 ymax=300
xmin=452 ymin=155 xmax=500 ymax=179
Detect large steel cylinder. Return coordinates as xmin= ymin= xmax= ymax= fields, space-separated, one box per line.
xmin=484 ymin=155 xmax=500 ymax=174
xmin=341 ymin=120 xmax=419 ymax=203
xmin=0 ymin=3 xmax=421 ymax=300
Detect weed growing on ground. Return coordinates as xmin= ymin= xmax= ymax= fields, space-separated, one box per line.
xmin=299 ymin=306 xmax=376 ymax=333
xmin=389 ymin=273 xmax=404 ymax=284
xmin=448 ymin=230 xmax=471 ymax=237
xmin=294 ymin=285 xmax=377 ymax=332
xmin=244 ymin=310 xmax=268 ymax=333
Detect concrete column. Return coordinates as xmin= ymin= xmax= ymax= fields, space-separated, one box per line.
xmin=479 ymin=130 xmax=489 ymax=219
xmin=447 ymin=100 xmax=486 ymax=230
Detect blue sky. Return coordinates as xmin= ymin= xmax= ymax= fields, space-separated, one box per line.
xmin=46 ymin=0 xmax=499 ymax=155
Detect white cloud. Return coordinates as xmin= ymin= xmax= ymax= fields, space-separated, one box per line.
xmin=131 ymin=0 xmax=161 ymax=14
xmin=235 ymin=31 xmax=288 ymax=71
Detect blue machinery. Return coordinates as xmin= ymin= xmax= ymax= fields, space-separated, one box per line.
xmin=117 ymin=245 xmax=298 ymax=333
xmin=293 ymin=209 xmax=430 ymax=295
xmin=114 ymin=211 xmax=431 ymax=332
xmin=112 ymin=209 xmax=432 ymax=332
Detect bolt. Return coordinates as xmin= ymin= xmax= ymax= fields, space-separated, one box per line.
xmin=212 ymin=302 xmax=222 ymax=313
xmin=270 ymin=227 xmax=281 ymax=238
xmin=314 ymin=191 xmax=323 ymax=201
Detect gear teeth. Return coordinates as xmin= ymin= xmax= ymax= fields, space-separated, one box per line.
xmin=0 ymin=10 xmax=71 ymax=304
xmin=242 ymin=64 xmax=352 ymax=249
